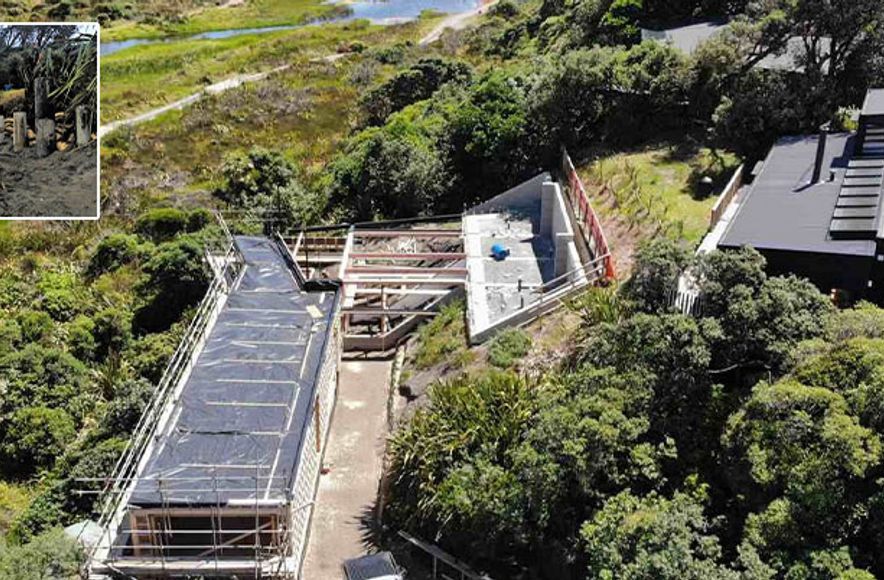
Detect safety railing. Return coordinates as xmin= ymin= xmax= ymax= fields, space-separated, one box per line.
xmin=561 ymin=148 xmax=616 ymax=281
xmin=709 ymin=164 xmax=744 ymax=229
xmin=399 ymin=531 xmax=493 ymax=580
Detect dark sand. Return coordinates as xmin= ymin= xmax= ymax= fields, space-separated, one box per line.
xmin=0 ymin=140 xmax=98 ymax=218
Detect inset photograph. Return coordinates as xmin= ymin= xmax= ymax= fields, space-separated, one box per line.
xmin=0 ymin=23 xmax=98 ymax=219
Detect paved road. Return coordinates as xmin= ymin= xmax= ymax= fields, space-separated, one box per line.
xmin=301 ymin=359 xmax=392 ymax=579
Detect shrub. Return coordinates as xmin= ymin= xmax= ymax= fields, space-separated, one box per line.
xmin=66 ymin=315 xmax=96 ymax=361
xmin=64 ymin=437 xmax=128 ymax=516
xmin=490 ymin=0 xmax=519 ymax=18
xmin=125 ymin=328 xmax=179 ymax=383
xmin=15 ymin=310 xmax=53 ymax=343
xmin=0 ymin=318 xmax=22 ymax=358
xmin=0 ymin=344 xmax=92 ymax=421
xmin=0 ymin=483 xmax=29 ymax=535
xmin=100 ymin=378 xmax=154 ymax=436
xmin=328 ymin=124 xmax=449 ymax=220
xmin=1 ymin=406 xmax=76 ymax=476
xmin=369 ymin=42 xmax=409 ymax=64
xmin=134 ymin=238 xmax=210 ymax=333
xmin=359 ymin=58 xmax=472 ymax=126
xmin=214 ymin=147 xmax=324 ymax=230
xmin=134 ymin=208 xmax=188 ymax=242
xmin=92 ymin=307 xmax=132 ymax=361
xmin=87 ymin=233 xmax=141 ymax=277
xmin=0 ymin=528 xmax=83 ymax=579
xmin=487 ymin=328 xmax=532 ymax=368
xmin=185 ymin=208 xmax=213 ymax=232
xmin=35 ymin=270 xmax=85 ymax=322
xmin=413 ymin=301 xmax=466 ymax=369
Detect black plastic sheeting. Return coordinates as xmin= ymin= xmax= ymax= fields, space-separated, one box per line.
xmin=128 ymin=236 xmax=338 ymax=507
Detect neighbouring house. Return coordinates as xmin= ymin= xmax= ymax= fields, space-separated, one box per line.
xmin=715 ymin=89 xmax=884 ymax=303
xmin=641 ymin=21 xmax=831 ymax=74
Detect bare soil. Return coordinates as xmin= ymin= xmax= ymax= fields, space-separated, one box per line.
xmin=0 ymin=141 xmax=98 ymax=218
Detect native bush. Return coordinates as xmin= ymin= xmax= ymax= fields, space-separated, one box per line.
xmin=87 ymin=233 xmax=145 ymax=278
xmin=487 ymin=328 xmax=532 ymax=368
xmin=1 ymin=406 xmax=77 ymax=476
xmin=0 ymin=528 xmax=83 ymax=579
xmin=359 ymin=58 xmax=472 ymax=126
xmin=135 ymin=208 xmax=189 ymax=242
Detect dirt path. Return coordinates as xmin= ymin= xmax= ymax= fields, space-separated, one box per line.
xmin=301 ymin=358 xmax=392 ymax=578
xmin=419 ymin=0 xmax=498 ymax=45
xmin=99 ymin=65 xmax=290 ymax=137
xmin=0 ymin=141 xmax=98 ymax=218
xmin=100 ymin=2 xmax=493 ymax=137
xmin=99 ymin=50 xmax=354 ymax=137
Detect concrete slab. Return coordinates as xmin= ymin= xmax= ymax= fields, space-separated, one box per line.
xmin=464 ymin=207 xmax=554 ymax=328
xmin=301 ymin=359 xmax=392 ymax=579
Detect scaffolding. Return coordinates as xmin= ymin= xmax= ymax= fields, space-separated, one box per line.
xmin=84 ymin=220 xmax=343 ymax=579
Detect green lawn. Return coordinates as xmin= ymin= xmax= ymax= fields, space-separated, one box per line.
xmin=101 ymin=0 xmax=348 ymax=42
xmin=579 ymin=145 xmax=740 ymax=245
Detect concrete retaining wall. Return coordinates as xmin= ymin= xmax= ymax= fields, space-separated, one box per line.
xmin=466 ymin=173 xmax=552 ymax=218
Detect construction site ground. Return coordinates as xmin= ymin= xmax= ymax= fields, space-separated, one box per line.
xmin=0 ymin=140 xmax=97 ymax=218
xmin=301 ymin=358 xmax=392 ymax=579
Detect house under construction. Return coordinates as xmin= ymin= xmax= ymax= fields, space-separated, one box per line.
xmin=86 ymin=156 xmax=613 ymax=578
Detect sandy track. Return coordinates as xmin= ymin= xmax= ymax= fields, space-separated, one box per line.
xmin=99 ymin=65 xmax=290 ymax=137
xmin=419 ymin=0 xmax=498 ymax=45
xmin=0 ymin=141 xmax=98 ymax=218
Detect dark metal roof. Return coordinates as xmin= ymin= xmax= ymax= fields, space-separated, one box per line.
xmin=640 ymin=23 xmax=830 ymax=73
xmin=829 ymin=135 xmax=884 ymax=239
xmin=128 ymin=236 xmax=339 ymax=506
xmin=719 ymin=133 xmax=877 ymax=257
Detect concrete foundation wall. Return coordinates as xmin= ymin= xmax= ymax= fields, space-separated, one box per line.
xmin=541 ymin=181 xmax=582 ymax=282
xmin=466 ymin=172 xmax=552 ymax=217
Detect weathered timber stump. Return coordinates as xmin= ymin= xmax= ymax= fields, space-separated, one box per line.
xmin=13 ymin=112 xmax=27 ymax=152
xmin=75 ymin=106 xmax=90 ymax=146
xmin=36 ymin=118 xmax=56 ymax=157
xmin=34 ymin=77 xmax=51 ymax=121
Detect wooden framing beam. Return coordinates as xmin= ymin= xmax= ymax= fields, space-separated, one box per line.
xmin=342 ymin=308 xmax=439 ymax=317
xmin=346 ymin=266 xmax=469 ymax=275
xmin=351 ymin=287 xmax=452 ymax=297
xmin=343 ymin=277 xmax=466 ymax=286
xmin=355 ymin=229 xmax=462 ymax=238
xmin=349 ymin=252 xmax=466 ymax=260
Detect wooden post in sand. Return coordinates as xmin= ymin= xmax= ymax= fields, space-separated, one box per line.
xmin=36 ymin=118 xmax=56 ymax=157
xmin=34 ymin=77 xmax=50 ymax=121
xmin=13 ymin=112 xmax=26 ymax=152
xmin=75 ymin=106 xmax=90 ymax=146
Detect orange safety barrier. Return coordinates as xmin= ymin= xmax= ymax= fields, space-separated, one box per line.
xmin=561 ymin=150 xmax=616 ymax=281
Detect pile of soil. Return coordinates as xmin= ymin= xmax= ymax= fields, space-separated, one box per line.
xmin=0 ymin=140 xmax=97 ymax=218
